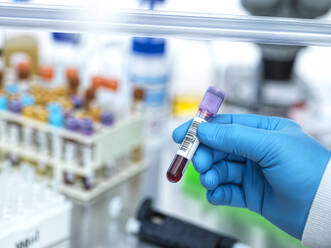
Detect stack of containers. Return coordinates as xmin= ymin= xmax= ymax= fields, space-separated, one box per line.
xmin=128 ymin=37 xmax=170 ymax=145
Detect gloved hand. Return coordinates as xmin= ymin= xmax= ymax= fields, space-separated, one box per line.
xmin=173 ymin=114 xmax=331 ymax=239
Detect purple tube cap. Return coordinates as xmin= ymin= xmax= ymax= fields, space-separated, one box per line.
xmin=9 ymin=100 xmax=22 ymax=114
xmin=79 ymin=118 xmax=94 ymax=136
xmin=65 ymin=116 xmax=79 ymax=131
xmin=199 ymin=86 xmax=225 ymax=116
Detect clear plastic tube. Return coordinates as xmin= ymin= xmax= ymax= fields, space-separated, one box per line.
xmin=0 ymin=3 xmax=331 ymax=46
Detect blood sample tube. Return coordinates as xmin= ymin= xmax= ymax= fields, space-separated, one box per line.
xmin=63 ymin=116 xmax=79 ymax=185
xmin=167 ymin=87 xmax=225 ymax=183
xmin=79 ymin=118 xmax=95 ymax=190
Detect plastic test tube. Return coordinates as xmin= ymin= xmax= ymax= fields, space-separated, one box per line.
xmin=79 ymin=118 xmax=94 ymax=166
xmin=167 ymin=87 xmax=225 ymax=183
xmin=22 ymin=95 xmax=35 ymax=149
xmin=48 ymin=105 xmax=64 ymax=159
xmin=63 ymin=116 xmax=79 ymax=184
xmin=8 ymin=100 xmax=22 ymax=148
xmin=79 ymin=118 xmax=95 ymax=190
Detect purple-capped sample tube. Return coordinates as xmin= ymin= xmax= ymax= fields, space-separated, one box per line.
xmin=9 ymin=100 xmax=22 ymax=114
xmin=71 ymin=95 xmax=84 ymax=109
xmin=100 ymin=112 xmax=114 ymax=126
xmin=79 ymin=117 xmax=95 ymax=189
xmin=79 ymin=118 xmax=94 ymax=136
xmin=64 ymin=116 xmax=79 ymax=185
xmin=65 ymin=116 xmax=79 ymax=132
xmin=167 ymin=87 xmax=225 ymax=183
xmin=83 ymin=176 xmax=94 ymax=190
xmin=63 ymin=171 xmax=74 ymax=185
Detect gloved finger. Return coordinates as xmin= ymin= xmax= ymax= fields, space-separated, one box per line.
xmin=197 ymin=122 xmax=270 ymax=163
xmin=210 ymin=114 xmax=298 ymax=130
xmin=226 ymin=154 xmax=246 ymax=163
xmin=192 ymin=145 xmax=245 ymax=173
xmin=172 ymin=119 xmax=192 ymax=143
xmin=207 ymin=184 xmax=246 ymax=208
xmin=200 ymin=160 xmax=244 ymax=190
xmin=192 ymin=144 xmax=219 ymax=173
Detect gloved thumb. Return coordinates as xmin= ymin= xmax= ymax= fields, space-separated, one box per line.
xmin=197 ymin=122 xmax=271 ymax=163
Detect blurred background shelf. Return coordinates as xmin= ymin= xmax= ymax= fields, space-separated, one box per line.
xmin=0 ymin=3 xmax=331 ymax=46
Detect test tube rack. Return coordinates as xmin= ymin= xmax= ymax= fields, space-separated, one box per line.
xmin=0 ymin=111 xmax=146 ymax=202
xmin=0 ymin=166 xmax=72 ymax=248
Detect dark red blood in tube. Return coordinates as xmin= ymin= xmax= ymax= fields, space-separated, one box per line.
xmin=167 ymin=155 xmax=189 ymax=183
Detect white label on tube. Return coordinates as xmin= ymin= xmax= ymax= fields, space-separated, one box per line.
xmin=177 ymin=116 xmax=206 ymax=161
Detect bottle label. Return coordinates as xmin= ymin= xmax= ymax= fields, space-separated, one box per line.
xmin=177 ymin=117 xmax=206 ymax=161
xmin=129 ymin=74 xmax=169 ymax=85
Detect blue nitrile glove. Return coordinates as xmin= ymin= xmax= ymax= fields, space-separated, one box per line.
xmin=173 ymin=114 xmax=331 ymax=239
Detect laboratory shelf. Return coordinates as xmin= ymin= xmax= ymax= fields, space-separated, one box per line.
xmin=0 ymin=3 xmax=331 ymax=46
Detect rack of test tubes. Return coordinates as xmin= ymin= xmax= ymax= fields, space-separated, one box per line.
xmin=0 ymin=57 xmax=146 ymax=202
xmin=0 ymin=163 xmax=72 ymax=248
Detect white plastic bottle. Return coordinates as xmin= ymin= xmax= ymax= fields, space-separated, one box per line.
xmin=128 ymin=37 xmax=170 ymax=145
